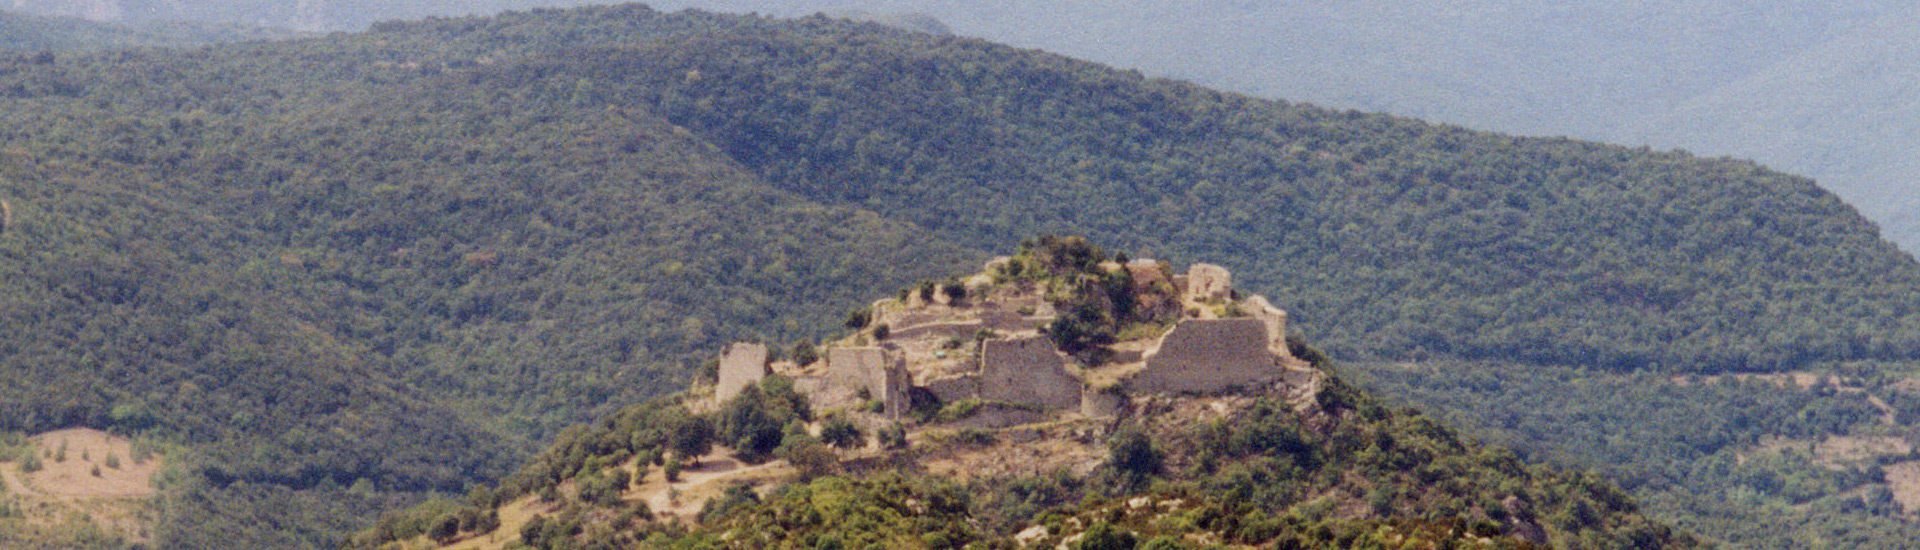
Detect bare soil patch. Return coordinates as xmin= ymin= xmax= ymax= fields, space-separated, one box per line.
xmin=1882 ymin=461 xmax=1920 ymax=512
xmin=16 ymin=427 xmax=161 ymax=498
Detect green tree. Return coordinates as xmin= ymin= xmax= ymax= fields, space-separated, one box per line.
xmin=820 ymin=417 xmax=864 ymax=449
xmin=669 ymin=415 xmax=714 ymax=464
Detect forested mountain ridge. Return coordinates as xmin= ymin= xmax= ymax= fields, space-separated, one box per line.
xmin=0 ymin=3 xmax=1918 ymax=547
xmin=0 ymin=9 xmax=300 ymax=51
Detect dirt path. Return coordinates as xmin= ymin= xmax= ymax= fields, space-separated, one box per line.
xmin=641 ymin=453 xmax=788 ymax=521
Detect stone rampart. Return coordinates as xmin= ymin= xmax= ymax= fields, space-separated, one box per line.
xmin=979 ymin=335 xmax=1082 ymax=409
xmin=1244 ymin=295 xmax=1292 ymax=357
xmin=1187 ymin=263 xmax=1232 ymax=303
xmin=827 ymin=347 xmax=885 ymax=395
xmin=1129 ymin=319 xmax=1278 ymax=394
xmin=886 ymin=319 xmax=983 ymax=341
xmin=924 ymin=376 xmax=982 ymax=403
xmin=716 ymin=342 xmax=769 ymax=402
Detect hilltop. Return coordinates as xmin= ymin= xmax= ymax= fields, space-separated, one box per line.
xmin=2 ymin=4 xmax=1920 ymax=548
xmin=352 ymin=239 xmax=1699 ymax=550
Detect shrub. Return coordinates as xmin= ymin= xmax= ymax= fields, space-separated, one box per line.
xmin=664 ymin=455 xmax=682 ymax=483
xmin=820 ymin=417 xmax=865 ymax=449
xmin=669 ymin=415 xmax=714 ymax=463
xmin=942 ymin=279 xmax=967 ymax=302
xmin=879 ymin=424 xmax=909 ymax=449
xmin=1109 ymin=428 xmax=1164 ymax=479
xmin=792 ymin=341 xmax=820 ymax=366
xmin=844 ymin=308 xmax=871 ymax=329
xmin=428 ymin=513 xmax=460 ymax=544
xmin=1076 ymin=522 xmax=1138 ymax=550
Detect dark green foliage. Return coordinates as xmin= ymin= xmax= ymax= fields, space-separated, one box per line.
xmin=791 ymin=341 xmax=821 ymax=366
xmin=1357 ymin=360 xmax=1920 ymax=550
xmin=576 ymin=469 xmax=630 ymax=507
xmin=820 ymin=417 xmax=864 ymax=449
xmin=669 ymin=416 xmax=715 ymax=461
xmin=698 ymin=483 xmax=763 ymax=525
xmin=1107 ymin=428 xmax=1164 ymax=481
xmin=691 ymin=475 xmax=974 ymax=549
xmin=427 ymin=513 xmax=459 ymax=544
xmin=1075 ymin=522 xmax=1137 ymax=550
xmin=845 ymin=308 xmax=873 ymax=330
xmin=877 ymin=423 xmax=909 ymax=450
xmin=719 ymin=379 xmax=814 ymax=463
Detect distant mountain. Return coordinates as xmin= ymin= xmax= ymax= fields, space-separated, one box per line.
xmin=1628 ymin=6 xmax=1920 ymax=248
xmin=5 ymin=4 xmax=1920 ymax=548
xmin=0 ymin=8 xmax=301 ymax=50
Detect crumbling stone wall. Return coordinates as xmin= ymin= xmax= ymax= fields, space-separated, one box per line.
xmin=1130 ymin=319 xmax=1279 ymax=393
xmin=1186 ymin=263 xmax=1232 ymax=303
xmin=874 ymin=355 xmax=913 ymax=421
xmin=817 ymin=347 xmax=913 ymax=418
xmin=979 ymin=335 xmax=1082 ymax=409
xmin=1244 ymin=295 xmax=1293 ymax=357
xmin=827 ymin=347 xmax=885 ymax=395
xmin=716 ymin=342 xmax=769 ymax=402
xmin=885 ymin=320 xmax=983 ymax=341
xmin=924 ymin=376 xmax=982 ymax=403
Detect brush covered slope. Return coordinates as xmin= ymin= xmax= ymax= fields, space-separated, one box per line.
xmin=0 ymin=3 xmax=1917 ymax=548
xmin=352 ymin=243 xmax=1700 ymax=550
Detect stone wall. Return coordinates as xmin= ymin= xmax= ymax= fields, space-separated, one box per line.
xmin=979 ymin=335 xmax=1082 ymax=409
xmin=827 ymin=347 xmax=886 ymax=395
xmin=1244 ymin=295 xmax=1293 ymax=357
xmin=1129 ymin=319 xmax=1279 ymax=394
xmin=1186 ymin=263 xmax=1232 ymax=303
xmin=885 ymin=319 xmax=983 ymax=341
xmin=816 ymin=346 xmax=913 ymax=418
xmin=876 ymin=355 xmax=912 ymax=421
xmin=924 ymin=376 xmax=982 ymax=403
xmin=715 ymin=342 xmax=769 ymax=403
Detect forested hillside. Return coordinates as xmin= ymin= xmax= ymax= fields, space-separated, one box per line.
xmin=3 ymin=4 xmax=1920 ymax=548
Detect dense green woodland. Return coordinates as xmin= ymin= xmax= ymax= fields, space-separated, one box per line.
xmin=1356 ymin=360 xmax=1920 ymax=550
xmin=0 ymin=4 xmax=1918 ymax=548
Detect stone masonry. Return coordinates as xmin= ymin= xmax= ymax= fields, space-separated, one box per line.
xmin=1129 ymin=319 xmax=1279 ymax=393
xmin=1186 ymin=263 xmax=1232 ymax=303
xmin=715 ymin=258 xmax=1307 ymax=423
xmin=979 ymin=334 xmax=1083 ymax=410
xmin=716 ymin=342 xmax=769 ymax=402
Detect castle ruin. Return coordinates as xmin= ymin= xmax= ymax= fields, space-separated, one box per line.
xmin=714 ymin=258 xmax=1311 ymax=422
